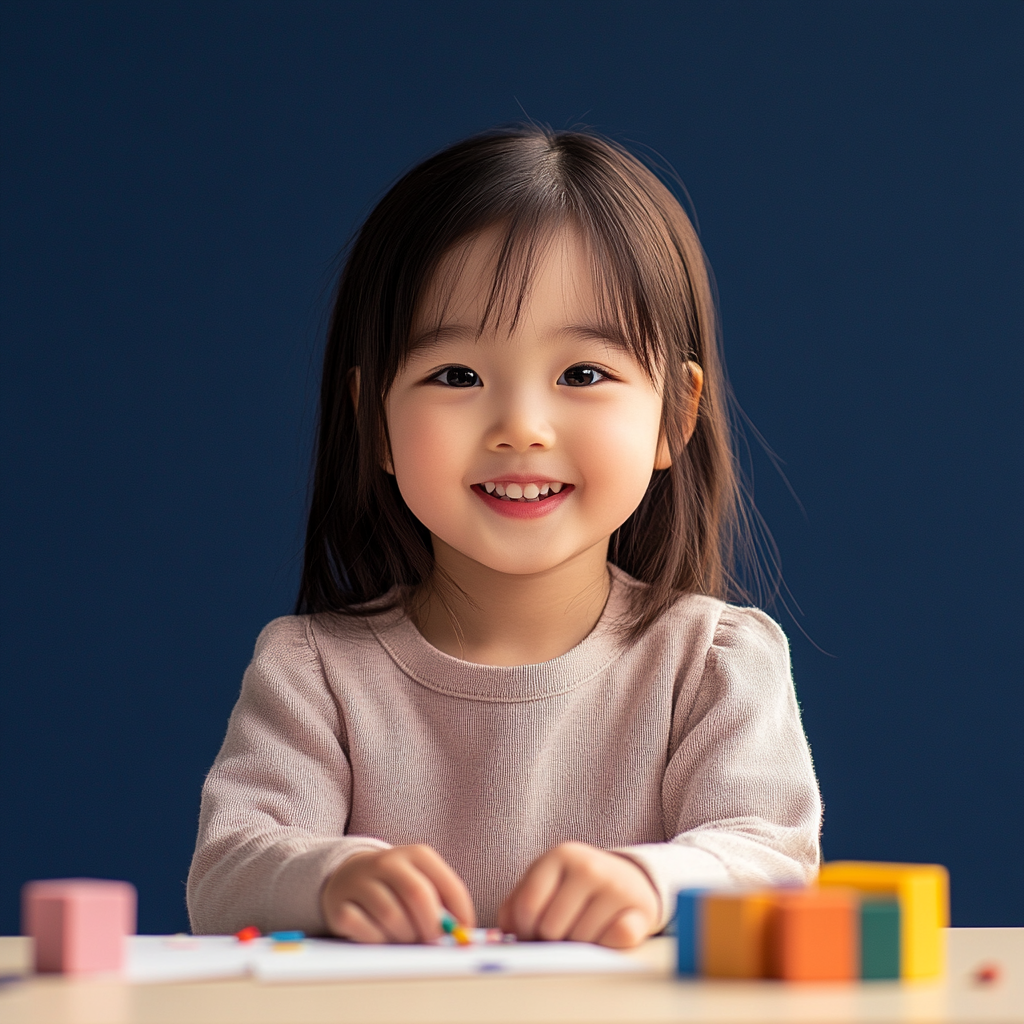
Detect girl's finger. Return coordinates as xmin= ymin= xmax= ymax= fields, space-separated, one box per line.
xmin=596 ymin=907 xmax=650 ymax=949
xmin=534 ymin=870 xmax=598 ymax=941
xmin=332 ymin=900 xmax=388 ymax=944
xmin=504 ymin=855 xmax=565 ymax=939
xmin=356 ymin=878 xmax=419 ymax=943
xmin=564 ymin=891 xmax=630 ymax=944
xmin=405 ymin=845 xmax=477 ymax=928
xmin=376 ymin=855 xmax=448 ymax=942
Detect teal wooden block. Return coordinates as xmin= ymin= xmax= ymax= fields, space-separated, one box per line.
xmin=860 ymin=899 xmax=900 ymax=979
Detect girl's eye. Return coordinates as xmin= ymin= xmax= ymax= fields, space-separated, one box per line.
xmin=558 ymin=364 xmax=606 ymax=387
xmin=433 ymin=366 xmax=480 ymax=388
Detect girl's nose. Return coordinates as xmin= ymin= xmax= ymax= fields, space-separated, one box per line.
xmin=485 ymin=393 xmax=556 ymax=452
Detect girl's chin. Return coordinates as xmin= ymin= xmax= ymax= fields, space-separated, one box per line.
xmin=428 ymin=534 xmax=614 ymax=582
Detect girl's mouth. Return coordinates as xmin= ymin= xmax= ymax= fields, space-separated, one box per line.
xmin=474 ymin=481 xmax=569 ymax=502
xmin=472 ymin=481 xmax=575 ymax=519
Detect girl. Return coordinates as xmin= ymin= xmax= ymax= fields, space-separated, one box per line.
xmin=187 ymin=127 xmax=821 ymax=949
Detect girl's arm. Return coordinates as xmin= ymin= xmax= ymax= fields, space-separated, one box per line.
xmin=186 ymin=617 xmax=390 ymax=935
xmin=497 ymin=603 xmax=821 ymax=945
xmin=613 ymin=604 xmax=822 ymax=931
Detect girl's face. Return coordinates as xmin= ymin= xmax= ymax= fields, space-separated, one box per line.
xmin=385 ymin=226 xmax=671 ymax=579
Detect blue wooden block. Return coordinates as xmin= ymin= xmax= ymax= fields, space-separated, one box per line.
xmin=676 ymin=890 xmax=704 ymax=976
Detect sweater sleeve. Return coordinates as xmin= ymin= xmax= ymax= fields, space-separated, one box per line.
xmin=186 ymin=617 xmax=390 ymax=935
xmin=614 ymin=605 xmax=822 ymax=931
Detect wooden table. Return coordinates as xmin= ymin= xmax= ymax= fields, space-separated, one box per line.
xmin=0 ymin=929 xmax=1020 ymax=1023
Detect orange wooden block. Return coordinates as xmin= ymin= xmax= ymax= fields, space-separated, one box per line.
xmin=701 ymin=891 xmax=773 ymax=978
xmin=767 ymin=888 xmax=858 ymax=981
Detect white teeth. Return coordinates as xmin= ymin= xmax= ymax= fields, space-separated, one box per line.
xmin=481 ymin=481 xmax=568 ymax=501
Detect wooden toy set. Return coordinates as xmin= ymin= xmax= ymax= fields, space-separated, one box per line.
xmin=19 ymin=860 xmax=949 ymax=985
xmin=676 ymin=861 xmax=949 ymax=982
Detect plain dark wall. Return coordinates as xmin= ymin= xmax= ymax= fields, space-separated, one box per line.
xmin=2 ymin=1 xmax=1021 ymax=933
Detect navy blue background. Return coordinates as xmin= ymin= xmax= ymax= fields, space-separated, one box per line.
xmin=2 ymin=2 xmax=1021 ymax=933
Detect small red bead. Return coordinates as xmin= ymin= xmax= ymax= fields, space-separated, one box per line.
xmin=973 ymin=962 xmax=1001 ymax=985
xmin=235 ymin=925 xmax=262 ymax=943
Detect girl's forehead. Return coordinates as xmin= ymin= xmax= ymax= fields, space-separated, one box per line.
xmin=412 ymin=224 xmax=606 ymax=340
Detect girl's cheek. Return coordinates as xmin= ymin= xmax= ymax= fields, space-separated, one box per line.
xmin=577 ymin=419 xmax=662 ymax=527
xmin=570 ymin=404 xmax=661 ymax=485
xmin=388 ymin=407 xmax=468 ymax=510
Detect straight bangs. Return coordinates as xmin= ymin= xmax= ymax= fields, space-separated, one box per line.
xmin=411 ymin=219 xmax=659 ymax=378
xmin=297 ymin=127 xmax=759 ymax=642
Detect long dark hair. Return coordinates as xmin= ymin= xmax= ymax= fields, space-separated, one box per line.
xmin=297 ymin=126 xmax=757 ymax=641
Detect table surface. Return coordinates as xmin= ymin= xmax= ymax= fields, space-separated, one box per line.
xmin=0 ymin=928 xmax=1020 ymax=1024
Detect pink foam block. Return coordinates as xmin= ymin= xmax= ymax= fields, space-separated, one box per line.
xmin=22 ymin=878 xmax=137 ymax=974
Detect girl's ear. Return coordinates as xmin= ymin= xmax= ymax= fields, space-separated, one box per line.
xmin=654 ymin=362 xmax=704 ymax=469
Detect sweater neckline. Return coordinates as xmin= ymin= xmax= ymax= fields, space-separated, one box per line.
xmin=367 ymin=566 xmax=634 ymax=703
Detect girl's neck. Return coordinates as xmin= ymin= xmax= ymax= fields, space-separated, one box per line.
xmin=411 ymin=538 xmax=612 ymax=666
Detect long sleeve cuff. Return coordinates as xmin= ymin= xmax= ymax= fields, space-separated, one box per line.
xmin=613 ymin=842 xmax=732 ymax=933
xmin=269 ymin=836 xmax=392 ymax=935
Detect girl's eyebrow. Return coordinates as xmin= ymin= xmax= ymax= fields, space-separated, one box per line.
xmin=558 ymin=322 xmax=632 ymax=351
xmin=408 ymin=321 xmax=631 ymax=354
xmin=407 ymin=323 xmax=477 ymax=353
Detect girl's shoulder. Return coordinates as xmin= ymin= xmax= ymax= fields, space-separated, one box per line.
xmin=625 ymin=589 xmax=795 ymax=707
xmin=707 ymin=601 xmax=790 ymax=657
xmin=672 ymin=598 xmax=788 ymax=657
xmin=612 ymin=567 xmax=789 ymax=662
xmin=249 ymin=607 xmax=400 ymax=670
xmin=665 ymin=596 xmax=794 ymax=702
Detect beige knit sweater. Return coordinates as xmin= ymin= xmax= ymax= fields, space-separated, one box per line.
xmin=187 ymin=568 xmax=821 ymax=935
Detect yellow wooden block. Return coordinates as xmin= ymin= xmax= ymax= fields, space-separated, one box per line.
xmin=701 ymin=891 xmax=774 ymax=978
xmin=818 ymin=861 xmax=949 ymax=979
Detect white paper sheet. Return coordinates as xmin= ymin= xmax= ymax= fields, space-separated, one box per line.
xmin=124 ymin=935 xmax=643 ymax=985
xmin=126 ymin=935 xmax=251 ymax=983
xmin=253 ymin=936 xmax=643 ymax=983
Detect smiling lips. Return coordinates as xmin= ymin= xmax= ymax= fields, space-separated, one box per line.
xmin=472 ymin=480 xmax=574 ymax=518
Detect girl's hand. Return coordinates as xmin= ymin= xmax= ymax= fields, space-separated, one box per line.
xmin=320 ymin=844 xmax=476 ymax=943
xmin=497 ymin=842 xmax=660 ymax=948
